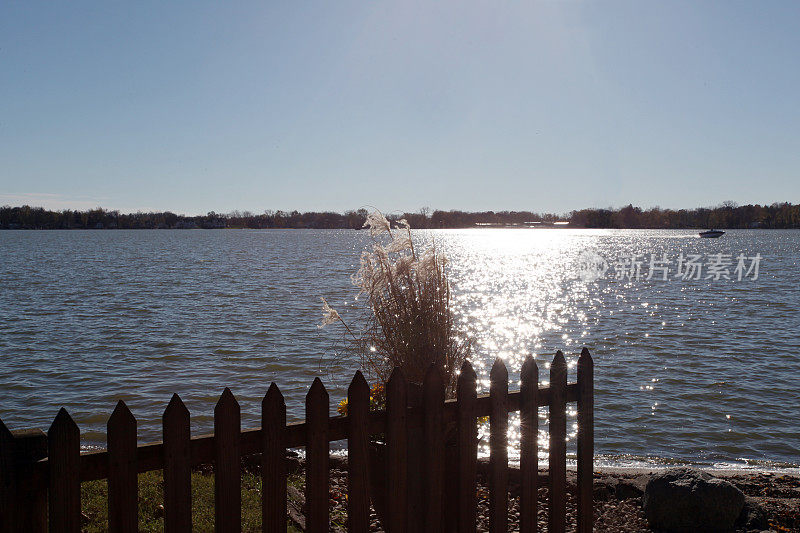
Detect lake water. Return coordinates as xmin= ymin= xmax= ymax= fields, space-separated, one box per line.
xmin=1 ymin=229 xmax=798 ymax=471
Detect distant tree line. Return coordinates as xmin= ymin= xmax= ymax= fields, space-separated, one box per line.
xmin=0 ymin=206 xmax=370 ymax=230
xmin=569 ymin=202 xmax=800 ymax=229
xmin=1 ymin=202 xmax=798 ymax=230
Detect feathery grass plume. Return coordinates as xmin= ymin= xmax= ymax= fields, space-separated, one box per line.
xmin=318 ymin=297 xmax=341 ymax=328
xmin=321 ymin=209 xmax=471 ymax=398
xmin=363 ymin=210 xmax=391 ymax=236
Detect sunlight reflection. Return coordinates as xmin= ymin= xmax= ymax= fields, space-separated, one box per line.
xmin=424 ymin=229 xmax=606 ymax=463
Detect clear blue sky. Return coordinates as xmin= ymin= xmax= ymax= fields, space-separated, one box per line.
xmin=1 ymin=1 xmax=798 ymax=215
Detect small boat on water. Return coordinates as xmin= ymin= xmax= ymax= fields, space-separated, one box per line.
xmin=699 ymin=229 xmax=725 ymax=238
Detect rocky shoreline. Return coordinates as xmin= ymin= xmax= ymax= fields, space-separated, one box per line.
xmin=272 ymin=454 xmax=800 ymax=532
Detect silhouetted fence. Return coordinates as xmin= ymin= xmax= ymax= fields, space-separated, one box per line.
xmin=0 ymin=349 xmax=593 ymax=533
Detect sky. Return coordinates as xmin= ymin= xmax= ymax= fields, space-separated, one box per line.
xmin=1 ymin=1 xmax=799 ymax=216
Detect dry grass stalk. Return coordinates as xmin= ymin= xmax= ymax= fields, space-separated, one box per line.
xmin=321 ymin=210 xmax=471 ymax=397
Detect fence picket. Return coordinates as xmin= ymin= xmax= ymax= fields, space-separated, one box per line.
xmin=549 ymin=351 xmax=568 ymax=533
xmin=0 ymin=418 xmax=16 ymax=532
xmin=456 ymin=362 xmax=477 ymax=533
xmin=520 ymin=356 xmax=539 ymax=533
xmin=306 ymin=378 xmax=329 ymax=533
xmin=108 ymin=401 xmax=138 ymax=532
xmin=163 ymin=394 xmax=191 ymax=532
xmin=489 ymin=358 xmax=508 ymax=533
xmin=347 ymin=372 xmax=370 ymax=533
xmin=214 ymin=388 xmax=241 ymax=532
xmin=7 ymin=429 xmax=47 ymax=532
xmin=577 ymin=348 xmax=594 ymax=533
xmin=386 ymin=368 xmax=408 ymax=533
xmin=262 ymin=383 xmax=287 ymax=533
xmin=47 ymin=408 xmax=80 ymax=533
xmin=422 ymin=365 xmax=445 ymax=532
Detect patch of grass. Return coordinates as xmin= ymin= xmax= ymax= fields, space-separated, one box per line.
xmin=81 ymin=470 xmax=304 ymax=532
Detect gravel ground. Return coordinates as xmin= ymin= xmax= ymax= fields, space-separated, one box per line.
xmin=303 ymin=467 xmax=800 ymax=532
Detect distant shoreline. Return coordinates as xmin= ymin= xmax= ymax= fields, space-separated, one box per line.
xmin=3 ymin=226 xmax=800 ymax=231
xmin=2 ymin=202 xmax=799 ymax=230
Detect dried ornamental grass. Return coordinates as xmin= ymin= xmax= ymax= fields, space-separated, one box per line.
xmin=321 ymin=210 xmax=471 ymax=399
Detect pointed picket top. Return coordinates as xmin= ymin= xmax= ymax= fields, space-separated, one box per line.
xmin=458 ymin=361 xmax=477 ymax=401
xmin=348 ymin=370 xmax=370 ymax=397
xmin=49 ymin=407 xmax=79 ymax=437
xmin=552 ymin=350 xmax=567 ymax=377
xmin=386 ymin=367 xmax=408 ymax=417
xmin=0 ymin=415 xmax=12 ymax=442
xmin=108 ymin=399 xmax=136 ymax=442
xmin=263 ymin=382 xmax=285 ymax=408
xmin=423 ymin=364 xmax=445 ymax=413
xmin=459 ymin=360 xmax=476 ymax=383
xmin=215 ymin=387 xmax=239 ymax=414
xmin=490 ymin=357 xmax=508 ymax=382
xmin=164 ymin=393 xmax=189 ymax=422
xmin=108 ymin=400 xmax=137 ymax=454
xmin=307 ymin=377 xmax=328 ymax=402
xmin=387 ymin=366 xmax=407 ymax=392
xmin=578 ymin=347 xmax=593 ymax=370
xmin=521 ymin=355 xmax=538 ymax=384
xmin=109 ymin=400 xmax=135 ymax=428
xmin=423 ymin=363 xmax=444 ymax=391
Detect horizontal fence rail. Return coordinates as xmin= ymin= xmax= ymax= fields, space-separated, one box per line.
xmin=0 ymin=349 xmax=594 ymax=533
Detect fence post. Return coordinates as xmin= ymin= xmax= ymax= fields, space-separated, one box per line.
xmin=163 ymin=394 xmax=192 ymax=532
xmin=347 ymin=372 xmax=370 ymax=533
xmin=108 ymin=401 xmax=138 ymax=532
xmin=577 ymin=348 xmax=594 ymax=533
xmin=48 ymin=408 xmax=81 ymax=533
xmin=456 ymin=362 xmax=477 ymax=533
xmin=262 ymin=383 xmax=287 ymax=533
xmin=520 ymin=356 xmax=539 ymax=533
xmin=306 ymin=378 xmax=329 ymax=533
xmin=489 ymin=358 xmax=508 ymax=533
xmin=214 ymin=388 xmax=241 ymax=533
xmin=549 ymin=351 xmax=567 ymax=533
xmin=386 ymin=368 xmax=408 ymax=533
xmin=422 ymin=365 xmax=445 ymax=533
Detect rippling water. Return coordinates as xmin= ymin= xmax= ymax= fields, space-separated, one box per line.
xmin=1 ymin=229 xmax=798 ymax=471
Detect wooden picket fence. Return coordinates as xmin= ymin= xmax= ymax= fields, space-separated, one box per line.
xmin=0 ymin=349 xmax=593 ymax=533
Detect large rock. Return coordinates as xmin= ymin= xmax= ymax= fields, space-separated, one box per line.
xmin=643 ymin=468 xmax=745 ymax=532
xmin=735 ymin=497 xmax=769 ymax=531
xmin=614 ymin=478 xmax=646 ymax=500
